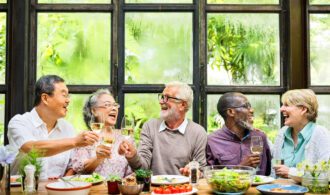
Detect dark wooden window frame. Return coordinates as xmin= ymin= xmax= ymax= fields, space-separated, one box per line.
xmin=4 ymin=0 xmax=327 ymax=144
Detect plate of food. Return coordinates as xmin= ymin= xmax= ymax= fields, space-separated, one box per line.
xmin=152 ymin=184 xmax=197 ymax=195
xmin=60 ymin=173 xmax=104 ymax=185
xmin=256 ymin=184 xmax=308 ymax=195
xmin=151 ymin=175 xmax=190 ymax=185
xmin=10 ymin=175 xmax=22 ymax=186
xmin=252 ymin=175 xmax=275 ymax=185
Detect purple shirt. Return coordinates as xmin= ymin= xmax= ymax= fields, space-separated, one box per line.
xmin=206 ymin=126 xmax=271 ymax=175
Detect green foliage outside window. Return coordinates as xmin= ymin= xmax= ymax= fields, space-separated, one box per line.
xmin=0 ymin=94 xmax=4 ymax=145
xmin=38 ymin=0 xmax=109 ymax=3
xmin=208 ymin=0 xmax=278 ymax=3
xmin=37 ymin=13 xmax=111 ymax=85
xmin=207 ymin=14 xmax=280 ymax=85
xmin=0 ymin=14 xmax=6 ymax=84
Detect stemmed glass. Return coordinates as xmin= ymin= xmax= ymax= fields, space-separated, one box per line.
xmin=120 ymin=116 xmax=135 ymax=140
xmin=250 ymin=136 xmax=263 ymax=172
xmin=89 ymin=113 xmax=104 ymax=134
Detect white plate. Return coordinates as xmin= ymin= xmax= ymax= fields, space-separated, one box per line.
xmin=60 ymin=175 xmax=104 ymax=185
xmin=152 ymin=187 xmax=198 ymax=195
xmin=252 ymin=175 xmax=275 ymax=185
xmin=10 ymin=175 xmax=21 ymax=186
xmin=151 ymin=175 xmax=190 ymax=185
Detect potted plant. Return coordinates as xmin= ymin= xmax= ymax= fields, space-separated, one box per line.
xmin=135 ymin=169 xmax=152 ymax=192
xmin=106 ymin=174 xmax=121 ymax=194
xmin=18 ymin=149 xmax=43 ymax=191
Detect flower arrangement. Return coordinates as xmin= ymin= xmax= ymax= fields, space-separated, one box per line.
xmin=297 ymin=160 xmax=329 ymax=194
xmin=0 ymin=145 xmax=18 ymax=166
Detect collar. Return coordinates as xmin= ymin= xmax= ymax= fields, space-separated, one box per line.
xmin=159 ymin=118 xmax=188 ymax=134
xmin=284 ymin=122 xmax=315 ymax=140
xmin=222 ymin=125 xmax=250 ymax=141
xmin=31 ymin=108 xmax=63 ymax=132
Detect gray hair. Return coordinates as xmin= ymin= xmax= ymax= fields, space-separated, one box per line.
xmin=165 ymin=81 xmax=193 ymax=112
xmin=83 ymin=89 xmax=112 ymax=129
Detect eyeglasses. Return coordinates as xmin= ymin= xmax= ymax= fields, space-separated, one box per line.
xmin=228 ymin=102 xmax=252 ymax=110
xmin=96 ymin=102 xmax=120 ymax=109
xmin=158 ymin=94 xmax=184 ymax=103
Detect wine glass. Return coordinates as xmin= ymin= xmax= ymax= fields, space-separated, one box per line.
xmin=89 ymin=113 xmax=104 ymax=134
xmin=250 ymin=136 xmax=263 ymax=172
xmin=120 ymin=116 xmax=135 ymax=140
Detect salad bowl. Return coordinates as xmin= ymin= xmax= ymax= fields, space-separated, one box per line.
xmin=204 ymin=165 xmax=254 ymax=195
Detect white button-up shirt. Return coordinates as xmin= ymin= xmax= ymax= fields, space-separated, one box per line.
xmin=8 ymin=108 xmax=76 ymax=179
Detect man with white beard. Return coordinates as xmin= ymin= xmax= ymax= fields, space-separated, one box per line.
xmin=206 ymin=92 xmax=271 ymax=175
xmin=119 ymin=81 xmax=207 ymax=175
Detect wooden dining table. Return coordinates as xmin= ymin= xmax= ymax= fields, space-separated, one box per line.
xmin=9 ymin=178 xmax=330 ymax=194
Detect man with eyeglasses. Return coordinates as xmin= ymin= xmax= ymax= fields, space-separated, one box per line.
xmin=119 ymin=81 xmax=207 ymax=175
xmin=206 ymin=92 xmax=271 ymax=175
xmin=8 ymin=75 xmax=99 ymax=179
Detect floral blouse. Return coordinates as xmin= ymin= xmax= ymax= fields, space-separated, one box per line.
xmin=71 ymin=133 xmax=132 ymax=178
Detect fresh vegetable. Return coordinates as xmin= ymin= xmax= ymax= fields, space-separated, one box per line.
xmin=253 ymin=176 xmax=263 ymax=183
xmin=71 ymin=173 xmax=104 ymax=183
xmin=153 ymin=184 xmax=193 ymax=194
xmin=209 ymin=168 xmax=250 ymax=193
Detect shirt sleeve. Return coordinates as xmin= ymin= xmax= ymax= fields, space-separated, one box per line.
xmin=127 ymin=121 xmax=153 ymax=170
xmin=206 ymin=140 xmax=216 ymax=165
xmin=8 ymin=115 xmax=37 ymax=150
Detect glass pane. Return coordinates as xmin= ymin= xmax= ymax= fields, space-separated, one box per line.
xmin=0 ymin=13 xmax=6 ymax=85
xmin=65 ymin=94 xmax=90 ymax=133
xmin=125 ymin=93 xmax=192 ymax=142
xmin=0 ymin=0 xmax=6 ymax=3
xmin=37 ymin=13 xmax=111 ymax=85
xmin=125 ymin=13 xmax=193 ymax=84
xmin=38 ymin=0 xmax=110 ymax=3
xmin=126 ymin=0 xmax=192 ymax=3
xmin=310 ymin=14 xmax=330 ymax=85
xmin=207 ymin=94 xmax=280 ymax=143
xmin=0 ymin=94 xmax=4 ymax=145
xmin=208 ymin=0 xmax=278 ymax=4
xmin=310 ymin=0 xmax=330 ymax=4
xmin=317 ymin=95 xmax=330 ymax=129
xmin=207 ymin=14 xmax=280 ymax=85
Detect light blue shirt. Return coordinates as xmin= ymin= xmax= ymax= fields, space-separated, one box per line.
xmin=281 ymin=122 xmax=315 ymax=167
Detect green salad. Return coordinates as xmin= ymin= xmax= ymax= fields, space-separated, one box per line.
xmin=71 ymin=173 xmax=103 ymax=183
xmin=253 ymin=176 xmax=263 ymax=183
xmin=209 ymin=168 xmax=251 ymax=193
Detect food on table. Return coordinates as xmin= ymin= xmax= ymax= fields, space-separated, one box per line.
xmin=153 ymin=176 xmax=180 ymax=183
xmin=122 ymin=175 xmax=137 ymax=186
xmin=253 ymin=176 xmax=263 ymax=183
xmin=71 ymin=173 xmax=103 ymax=183
xmin=208 ymin=168 xmax=251 ymax=193
xmin=153 ymin=184 xmax=193 ymax=194
xmin=270 ymin=188 xmax=292 ymax=192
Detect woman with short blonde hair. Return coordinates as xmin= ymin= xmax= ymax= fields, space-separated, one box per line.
xmin=273 ymin=89 xmax=330 ymax=178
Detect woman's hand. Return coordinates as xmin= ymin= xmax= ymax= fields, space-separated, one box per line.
xmin=96 ymin=144 xmax=112 ymax=159
xmin=273 ymin=164 xmax=289 ymax=178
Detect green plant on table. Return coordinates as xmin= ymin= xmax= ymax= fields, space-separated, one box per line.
xmin=18 ymin=148 xmax=43 ymax=177
xmin=135 ymin=168 xmax=152 ymax=179
xmin=107 ymin=174 xmax=121 ymax=182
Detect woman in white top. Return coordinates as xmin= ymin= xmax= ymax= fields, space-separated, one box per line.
xmin=273 ymin=89 xmax=330 ymax=178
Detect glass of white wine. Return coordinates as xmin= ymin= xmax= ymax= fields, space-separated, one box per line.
xmin=250 ymin=136 xmax=263 ymax=172
xmin=120 ymin=116 xmax=135 ymax=141
xmin=89 ymin=113 xmax=104 ymax=134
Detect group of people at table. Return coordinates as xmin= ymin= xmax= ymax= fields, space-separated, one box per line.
xmin=6 ymin=74 xmax=330 ymax=183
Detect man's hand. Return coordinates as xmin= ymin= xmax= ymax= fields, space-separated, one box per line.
xmin=179 ymin=165 xmax=190 ymax=176
xmin=240 ymin=154 xmax=260 ymax=168
xmin=273 ymin=165 xmax=289 ymax=178
xmin=74 ymin=131 xmax=99 ymax=147
xmin=118 ymin=140 xmax=137 ymax=159
xmin=96 ymin=144 xmax=112 ymax=159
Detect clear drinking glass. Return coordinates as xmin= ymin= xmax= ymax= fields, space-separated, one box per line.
xmin=250 ymin=136 xmax=263 ymax=172
xmin=120 ymin=116 xmax=135 ymax=140
xmin=89 ymin=113 xmax=104 ymax=134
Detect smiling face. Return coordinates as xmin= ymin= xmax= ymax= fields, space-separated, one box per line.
xmin=46 ymin=82 xmax=70 ymax=119
xmin=280 ymin=104 xmax=307 ymax=128
xmin=230 ymin=95 xmax=254 ymax=131
xmin=92 ymin=94 xmax=118 ymax=127
xmin=159 ymin=86 xmax=186 ymax=122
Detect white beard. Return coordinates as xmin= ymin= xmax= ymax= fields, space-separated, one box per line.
xmin=160 ymin=107 xmax=180 ymax=122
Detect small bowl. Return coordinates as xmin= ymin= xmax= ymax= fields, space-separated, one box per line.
xmin=118 ymin=183 xmax=144 ymax=195
xmin=46 ymin=181 xmax=91 ymax=195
